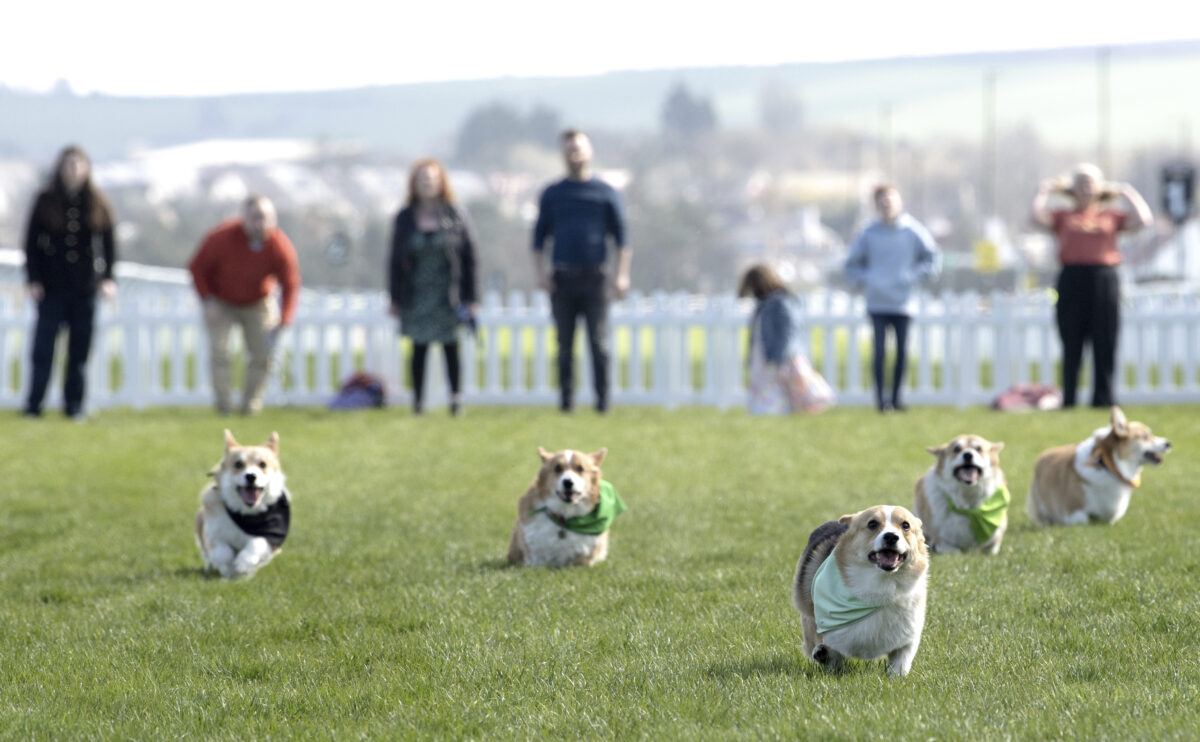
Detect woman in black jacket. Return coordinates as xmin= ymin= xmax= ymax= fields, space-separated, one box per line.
xmin=389 ymin=158 xmax=479 ymax=415
xmin=23 ymin=145 xmax=117 ymax=419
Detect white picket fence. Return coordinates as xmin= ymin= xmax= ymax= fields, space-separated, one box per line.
xmin=2 ymin=271 xmax=1199 ymax=412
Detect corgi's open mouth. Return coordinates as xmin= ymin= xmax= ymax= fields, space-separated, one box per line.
xmin=869 ymin=549 xmax=906 ymax=572
xmin=237 ymin=485 xmax=265 ymax=506
xmin=954 ymin=464 xmax=982 ymax=485
xmin=556 ymin=489 xmax=579 ymax=504
xmin=1143 ymin=452 xmax=1165 ymax=465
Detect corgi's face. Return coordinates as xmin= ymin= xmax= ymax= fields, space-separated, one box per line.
xmin=928 ymin=434 xmax=1004 ymax=488
xmin=536 ymin=447 xmax=606 ymax=509
xmin=838 ymin=505 xmax=927 ymax=575
xmin=1103 ymin=407 xmax=1171 ymax=468
xmin=215 ymin=429 xmax=285 ymax=514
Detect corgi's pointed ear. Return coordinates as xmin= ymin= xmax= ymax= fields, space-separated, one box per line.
xmin=538 ymin=447 xmax=553 ymax=462
xmin=1111 ymin=406 xmax=1129 ymax=437
xmin=264 ymin=432 xmax=279 ymax=453
xmin=991 ymin=441 xmax=1005 ymax=452
xmin=590 ymin=447 xmax=607 ymax=465
xmin=925 ymin=445 xmax=944 ymax=457
xmin=838 ymin=513 xmax=856 ymax=525
xmin=224 ymin=429 xmax=238 ymax=451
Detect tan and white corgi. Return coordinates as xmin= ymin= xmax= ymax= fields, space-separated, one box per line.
xmin=792 ymin=505 xmax=929 ymax=678
xmin=1027 ymin=407 xmax=1171 ymax=526
xmin=195 ymin=430 xmax=291 ymax=578
xmin=507 ymin=447 xmax=626 ymax=567
xmin=914 ymin=435 xmax=1009 ymax=554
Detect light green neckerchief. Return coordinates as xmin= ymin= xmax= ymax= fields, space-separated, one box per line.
xmin=533 ymin=480 xmax=627 ymax=535
xmin=812 ymin=553 xmax=881 ymax=633
xmin=946 ymin=485 xmax=1010 ymax=544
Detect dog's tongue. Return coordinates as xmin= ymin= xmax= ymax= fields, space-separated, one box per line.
xmin=955 ymin=465 xmax=982 ymax=485
xmin=238 ymin=485 xmax=263 ymax=506
xmin=871 ymin=550 xmax=902 ymax=571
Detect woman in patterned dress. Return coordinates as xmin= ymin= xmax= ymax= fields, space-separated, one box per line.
xmin=388 ymin=159 xmax=479 ymax=415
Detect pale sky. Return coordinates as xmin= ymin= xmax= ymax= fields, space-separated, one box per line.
xmin=3 ymin=0 xmax=1194 ymax=96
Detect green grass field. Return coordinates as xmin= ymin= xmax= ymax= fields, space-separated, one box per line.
xmin=2 ymin=404 xmax=1198 ymax=740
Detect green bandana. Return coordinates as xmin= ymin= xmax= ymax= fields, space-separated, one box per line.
xmin=946 ymin=485 xmax=1010 ymax=544
xmin=533 ymin=480 xmax=627 ymax=535
xmin=812 ymin=553 xmax=880 ymax=633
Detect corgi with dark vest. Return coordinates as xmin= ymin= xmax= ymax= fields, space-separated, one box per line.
xmin=195 ymin=430 xmax=291 ymax=578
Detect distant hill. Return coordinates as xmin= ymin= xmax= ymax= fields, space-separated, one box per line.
xmin=2 ymin=40 xmax=1199 ymax=161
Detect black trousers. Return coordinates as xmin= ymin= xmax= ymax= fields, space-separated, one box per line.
xmin=550 ymin=270 xmax=610 ymax=410
xmin=870 ymin=312 xmax=911 ymax=408
xmin=410 ymin=342 xmax=460 ymax=404
xmin=1056 ymin=264 xmax=1120 ymax=408
xmin=26 ymin=290 xmax=97 ymax=416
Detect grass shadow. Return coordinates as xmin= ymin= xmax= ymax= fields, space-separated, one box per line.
xmin=173 ymin=566 xmax=220 ymax=580
xmin=707 ymin=651 xmax=888 ymax=681
xmin=475 ymin=557 xmax=518 ymax=571
xmin=706 ymin=651 xmax=816 ymax=680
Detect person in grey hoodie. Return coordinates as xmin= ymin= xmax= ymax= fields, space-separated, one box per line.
xmin=844 ymin=184 xmax=940 ymax=412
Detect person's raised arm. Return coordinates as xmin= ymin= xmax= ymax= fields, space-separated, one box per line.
xmin=1032 ymin=178 xmax=1057 ymax=230
xmin=1116 ymin=181 xmax=1153 ymax=231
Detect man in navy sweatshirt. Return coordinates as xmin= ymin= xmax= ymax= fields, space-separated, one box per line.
xmin=844 ymin=184 xmax=940 ymax=412
xmin=532 ymin=129 xmax=632 ymax=413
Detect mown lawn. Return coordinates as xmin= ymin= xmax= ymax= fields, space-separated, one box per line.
xmin=1 ymin=404 xmax=1197 ymax=740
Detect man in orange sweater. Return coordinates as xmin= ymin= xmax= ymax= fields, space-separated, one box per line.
xmin=188 ymin=195 xmax=301 ymax=414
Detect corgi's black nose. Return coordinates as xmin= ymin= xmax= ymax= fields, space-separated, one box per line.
xmin=882 ymin=532 xmax=900 ymax=547
xmin=561 ymin=478 xmax=575 ymax=491
xmin=1165 ymin=440 xmax=1172 ymax=450
xmin=963 ymin=451 xmax=974 ymax=463
xmin=245 ymin=472 xmax=257 ymax=485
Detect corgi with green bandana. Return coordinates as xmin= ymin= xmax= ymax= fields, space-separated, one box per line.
xmin=914 ymin=434 xmax=1009 ymax=554
xmin=508 ymin=447 xmax=626 ymax=568
xmin=793 ymin=505 xmax=929 ymax=679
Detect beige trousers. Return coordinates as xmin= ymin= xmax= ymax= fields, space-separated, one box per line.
xmin=204 ymin=297 xmax=279 ymax=414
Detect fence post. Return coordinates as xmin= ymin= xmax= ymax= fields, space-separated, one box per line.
xmin=123 ymin=291 xmax=146 ymax=410
xmin=628 ymin=290 xmax=645 ymax=400
xmin=0 ymin=293 xmax=22 ymax=408
xmin=531 ymin=291 xmax=550 ymax=399
xmin=994 ymin=292 xmax=1012 ymax=397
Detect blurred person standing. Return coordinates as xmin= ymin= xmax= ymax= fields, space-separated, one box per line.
xmin=188 ymin=195 xmax=300 ymax=415
xmin=844 ymin=184 xmax=940 ymax=413
xmin=532 ymin=129 xmax=631 ymax=413
xmin=388 ymin=158 xmax=479 ymax=416
xmin=1032 ymin=164 xmax=1151 ymax=408
xmin=22 ymin=145 xmax=117 ymax=419
xmin=738 ymin=264 xmax=834 ymax=415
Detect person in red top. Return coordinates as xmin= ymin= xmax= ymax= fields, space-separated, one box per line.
xmin=188 ymin=195 xmax=301 ymax=414
xmin=1032 ymin=163 xmax=1152 ymax=408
